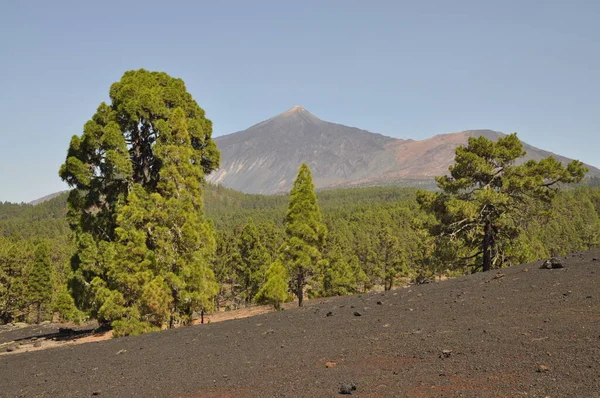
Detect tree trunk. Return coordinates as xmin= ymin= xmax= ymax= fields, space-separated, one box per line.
xmin=297 ymin=270 xmax=304 ymax=307
xmin=36 ymin=302 xmax=42 ymax=324
xmin=482 ymin=218 xmax=493 ymax=272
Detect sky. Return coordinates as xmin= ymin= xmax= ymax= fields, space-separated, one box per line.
xmin=1 ymin=0 xmax=599 ymax=202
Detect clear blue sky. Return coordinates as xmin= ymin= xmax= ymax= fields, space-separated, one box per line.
xmin=1 ymin=0 xmax=599 ymax=202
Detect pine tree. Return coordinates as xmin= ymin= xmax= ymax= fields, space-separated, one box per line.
xmin=0 ymin=238 xmax=32 ymax=323
xmin=320 ymin=244 xmax=360 ymax=296
xmin=237 ymin=219 xmax=271 ymax=306
xmin=418 ymin=133 xmax=587 ymax=272
xmin=376 ymin=227 xmax=406 ymax=291
xmin=59 ymin=70 xmax=220 ymax=335
xmin=255 ymin=259 xmax=290 ymax=310
xmin=29 ymin=242 xmax=53 ymax=323
xmin=281 ymin=164 xmax=326 ymax=307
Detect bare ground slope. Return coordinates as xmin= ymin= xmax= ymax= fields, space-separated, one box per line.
xmin=1 ymin=249 xmax=600 ymax=397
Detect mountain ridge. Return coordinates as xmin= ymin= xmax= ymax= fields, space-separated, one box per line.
xmin=208 ymin=107 xmax=599 ymax=194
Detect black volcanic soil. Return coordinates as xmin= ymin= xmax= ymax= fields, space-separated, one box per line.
xmin=1 ymin=250 xmax=600 ymax=398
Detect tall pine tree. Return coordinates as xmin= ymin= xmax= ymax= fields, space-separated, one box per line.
xmin=281 ymin=164 xmax=326 ymax=307
xmin=59 ymin=70 xmax=220 ymax=335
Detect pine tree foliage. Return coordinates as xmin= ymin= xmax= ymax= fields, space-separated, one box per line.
xmin=281 ymin=164 xmax=327 ymax=306
xmin=417 ymin=133 xmax=587 ymax=272
xmin=237 ymin=219 xmax=271 ymax=306
xmin=30 ymin=242 xmax=53 ymax=323
xmin=318 ymin=242 xmax=366 ymax=297
xmin=0 ymin=238 xmax=32 ymax=323
xmin=255 ymin=259 xmax=290 ymax=310
xmin=376 ymin=227 xmax=406 ymax=291
xmin=58 ymin=70 xmax=219 ymax=335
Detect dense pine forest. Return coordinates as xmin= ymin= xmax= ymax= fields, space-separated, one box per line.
xmin=2 ymin=180 xmax=599 ymax=325
xmin=1 ymin=70 xmax=597 ymax=335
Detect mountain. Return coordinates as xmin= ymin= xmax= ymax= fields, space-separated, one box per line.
xmin=208 ymin=106 xmax=398 ymax=194
xmin=208 ymin=107 xmax=600 ymax=194
xmin=29 ymin=191 xmax=68 ymax=206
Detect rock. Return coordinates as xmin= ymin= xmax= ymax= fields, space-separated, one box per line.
xmin=540 ymin=257 xmax=565 ymax=269
xmin=376 ymin=301 xmax=382 ymax=305
xmin=353 ymin=312 xmax=362 ymax=317
xmin=339 ymin=383 xmax=357 ymax=394
xmin=92 ymin=391 xmax=101 ymax=396
xmin=326 ymin=311 xmax=333 ymax=317
xmin=33 ymin=341 xmax=42 ymax=348
xmin=5 ymin=344 xmax=18 ymax=352
xmin=116 ymin=349 xmax=127 ymax=355
xmin=522 ymin=268 xmax=529 ymax=273
xmin=493 ymin=273 xmax=505 ymax=280
xmin=537 ymin=364 xmax=550 ymax=373
xmin=440 ymin=349 xmax=452 ymax=358
xmin=415 ymin=275 xmax=432 ymax=284
xmin=325 ymin=361 xmax=336 ymax=368
xmin=593 ymin=258 xmax=599 ymax=261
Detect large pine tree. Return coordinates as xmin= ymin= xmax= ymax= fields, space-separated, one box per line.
xmin=59 ymin=70 xmax=220 ymax=335
xmin=281 ymin=164 xmax=326 ymax=307
xmin=418 ymin=133 xmax=586 ymax=272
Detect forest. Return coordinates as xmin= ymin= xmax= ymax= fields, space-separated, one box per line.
xmin=2 ymin=178 xmax=599 ymax=326
xmin=1 ymin=69 xmax=597 ymax=335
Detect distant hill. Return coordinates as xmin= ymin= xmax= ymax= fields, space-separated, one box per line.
xmin=208 ymin=107 xmax=600 ymax=194
xmin=29 ymin=191 xmax=68 ymax=206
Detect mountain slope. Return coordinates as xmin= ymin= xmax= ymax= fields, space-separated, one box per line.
xmin=208 ymin=106 xmax=398 ymax=194
xmin=209 ymin=108 xmax=599 ymax=193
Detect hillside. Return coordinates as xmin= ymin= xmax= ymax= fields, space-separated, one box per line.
xmin=2 ymin=249 xmax=599 ymax=397
xmin=209 ymin=107 xmax=600 ymax=194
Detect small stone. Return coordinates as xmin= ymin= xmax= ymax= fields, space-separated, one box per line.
xmin=353 ymin=311 xmax=362 ymax=317
xmin=522 ymin=268 xmax=529 ymax=273
xmin=325 ymin=361 xmax=336 ymax=368
xmin=592 ymin=258 xmax=599 ymax=261
xmin=376 ymin=301 xmax=382 ymax=305
xmin=326 ymin=311 xmax=333 ymax=317
xmin=116 ymin=349 xmax=127 ymax=355
xmin=440 ymin=349 xmax=452 ymax=358
xmin=339 ymin=383 xmax=357 ymax=394
xmin=5 ymin=344 xmax=18 ymax=353
xmin=537 ymin=364 xmax=550 ymax=373
xmin=493 ymin=273 xmax=505 ymax=280
xmin=92 ymin=392 xmax=101 ymax=396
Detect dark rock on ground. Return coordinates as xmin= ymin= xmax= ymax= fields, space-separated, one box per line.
xmin=339 ymin=382 xmax=357 ymax=394
xmin=540 ymin=257 xmax=565 ymax=269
